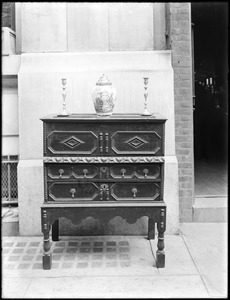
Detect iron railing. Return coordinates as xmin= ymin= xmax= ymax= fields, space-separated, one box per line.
xmin=2 ymin=155 xmax=18 ymax=205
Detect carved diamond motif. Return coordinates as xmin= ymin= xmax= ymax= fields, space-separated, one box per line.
xmin=61 ymin=136 xmax=84 ymax=148
xmin=125 ymin=136 xmax=148 ymax=148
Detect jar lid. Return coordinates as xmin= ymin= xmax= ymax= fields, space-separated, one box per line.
xmin=96 ymin=74 xmax=112 ymax=86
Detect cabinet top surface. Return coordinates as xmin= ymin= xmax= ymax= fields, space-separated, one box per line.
xmin=41 ymin=113 xmax=167 ymax=122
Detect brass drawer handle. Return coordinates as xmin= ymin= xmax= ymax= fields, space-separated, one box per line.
xmin=99 ymin=132 xmax=103 ymax=153
xmin=143 ymin=168 xmax=149 ymax=178
xmin=132 ymin=188 xmax=137 ymax=198
xmin=70 ymin=188 xmax=76 ymax=198
xmin=121 ymin=168 xmax=126 ymax=178
xmin=105 ymin=133 xmax=109 ymax=153
xmin=59 ymin=169 xmax=64 ymax=178
xmin=83 ymin=169 xmax=88 ymax=178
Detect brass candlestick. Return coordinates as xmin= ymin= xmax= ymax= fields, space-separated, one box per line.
xmin=141 ymin=77 xmax=152 ymax=116
xmin=60 ymin=78 xmax=69 ymax=116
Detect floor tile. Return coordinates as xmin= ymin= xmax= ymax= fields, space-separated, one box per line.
xmin=94 ymin=241 xmax=103 ymax=247
xmin=77 ymin=262 xmax=88 ymax=268
xmin=29 ymin=242 xmax=40 ymax=247
xmin=68 ymin=242 xmax=78 ymax=247
xmin=91 ymin=261 xmax=103 ymax=268
xmin=8 ymin=255 xmax=20 ymax=262
xmin=18 ymin=263 xmax=31 ymax=270
xmin=3 ymin=242 xmax=14 ymax=247
xmin=12 ymin=248 xmax=24 ymax=254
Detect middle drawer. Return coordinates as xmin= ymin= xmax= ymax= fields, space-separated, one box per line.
xmin=45 ymin=163 xmax=162 ymax=181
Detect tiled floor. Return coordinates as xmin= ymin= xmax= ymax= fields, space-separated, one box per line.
xmin=2 ymin=225 xmax=227 ymax=298
xmin=3 ymin=239 xmax=133 ymax=271
xmin=2 ymin=236 xmax=158 ymax=278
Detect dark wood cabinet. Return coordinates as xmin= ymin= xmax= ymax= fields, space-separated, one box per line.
xmin=41 ymin=113 xmax=167 ymax=270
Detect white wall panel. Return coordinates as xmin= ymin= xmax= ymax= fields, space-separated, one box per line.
xmin=108 ymin=3 xmax=154 ymax=50
xmin=2 ymin=93 xmax=19 ymax=136
xmin=2 ymin=137 xmax=19 ymax=155
xmin=67 ymin=3 xmax=109 ymax=51
xmin=21 ymin=3 xmax=67 ymax=53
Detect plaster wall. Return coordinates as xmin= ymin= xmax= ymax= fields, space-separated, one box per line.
xmin=2 ymin=77 xmax=19 ymax=156
xmin=17 ymin=2 xmax=166 ymax=53
xmin=18 ymin=51 xmax=179 ymax=235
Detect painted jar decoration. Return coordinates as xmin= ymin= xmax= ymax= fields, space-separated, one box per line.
xmin=92 ymin=74 xmax=116 ymax=117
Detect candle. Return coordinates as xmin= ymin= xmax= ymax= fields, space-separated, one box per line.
xmin=210 ymin=77 xmax=212 ymax=85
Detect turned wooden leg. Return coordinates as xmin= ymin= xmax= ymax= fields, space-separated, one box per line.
xmin=148 ymin=218 xmax=155 ymax=240
xmin=42 ymin=210 xmax=52 ymax=270
xmin=156 ymin=208 xmax=166 ymax=268
xmin=52 ymin=219 xmax=59 ymax=241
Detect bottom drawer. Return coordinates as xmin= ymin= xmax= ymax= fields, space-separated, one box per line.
xmin=47 ymin=181 xmax=161 ymax=202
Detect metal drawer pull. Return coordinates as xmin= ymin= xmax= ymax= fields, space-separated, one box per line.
xmin=121 ymin=168 xmax=126 ymax=178
xmin=100 ymin=187 xmax=103 ymax=201
xmin=70 ymin=188 xmax=76 ymax=198
xmin=105 ymin=133 xmax=109 ymax=153
xmin=99 ymin=132 xmax=103 ymax=153
xmin=132 ymin=188 xmax=137 ymax=198
xmin=143 ymin=168 xmax=149 ymax=178
xmin=106 ymin=188 xmax=109 ymax=201
xmin=83 ymin=169 xmax=88 ymax=178
xmin=58 ymin=169 xmax=64 ymax=178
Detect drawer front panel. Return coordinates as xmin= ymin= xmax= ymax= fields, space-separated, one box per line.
xmin=44 ymin=122 xmax=104 ymax=156
xmin=46 ymin=163 xmax=162 ymax=181
xmin=110 ymin=182 xmax=161 ymax=201
xmin=109 ymin=164 xmax=161 ymax=180
xmin=47 ymin=131 xmax=99 ymax=155
xmin=47 ymin=181 xmax=161 ymax=202
xmin=47 ymin=164 xmax=99 ymax=180
xmin=106 ymin=122 xmax=164 ymax=156
xmin=110 ymin=131 xmax=162 ymax=155
xmin=48 ymin=182 xmax=101 ymax=202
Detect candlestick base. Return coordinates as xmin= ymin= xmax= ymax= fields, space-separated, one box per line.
xmin=141 ymin=110 xmax=152 ymax=116
xmin=57 ymin=110 xmax=69 ymax=117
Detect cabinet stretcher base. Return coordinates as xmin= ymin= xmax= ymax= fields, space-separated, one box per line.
xmin=41 ymin=202 xmax=166 ymax=270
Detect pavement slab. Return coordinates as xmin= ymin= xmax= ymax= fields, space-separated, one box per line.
xmin=22 ymin=275 xmax=208 ymax=298
xmin=150 ymin=235 xmax=199 ymax=276
xmin=180 ymin=223 xmax=228 ymax=298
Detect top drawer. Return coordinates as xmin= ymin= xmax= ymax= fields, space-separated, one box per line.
xmin=43 ymin=118 xmax=165 ymax=157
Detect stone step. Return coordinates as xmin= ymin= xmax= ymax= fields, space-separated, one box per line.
xmin=192 ymin=197 xmax=227 ymax=222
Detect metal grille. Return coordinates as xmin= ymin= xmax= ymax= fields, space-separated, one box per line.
xmin=2 ymin=155 xmax=18 ymax=203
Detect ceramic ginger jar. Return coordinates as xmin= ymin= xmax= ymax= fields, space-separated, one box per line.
xmin=92 ymin=74 xmax=116 ymax=117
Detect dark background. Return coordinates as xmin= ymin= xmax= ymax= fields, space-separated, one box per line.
xmin=191 ymin=2 xmax=228 ymax=162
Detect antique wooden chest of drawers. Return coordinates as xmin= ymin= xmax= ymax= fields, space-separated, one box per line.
xmin=41 ymin=113 xmax=167 ymax=269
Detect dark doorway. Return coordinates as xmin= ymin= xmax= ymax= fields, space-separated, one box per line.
xmin=192 ymin=3 xmax=228 ymax=197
